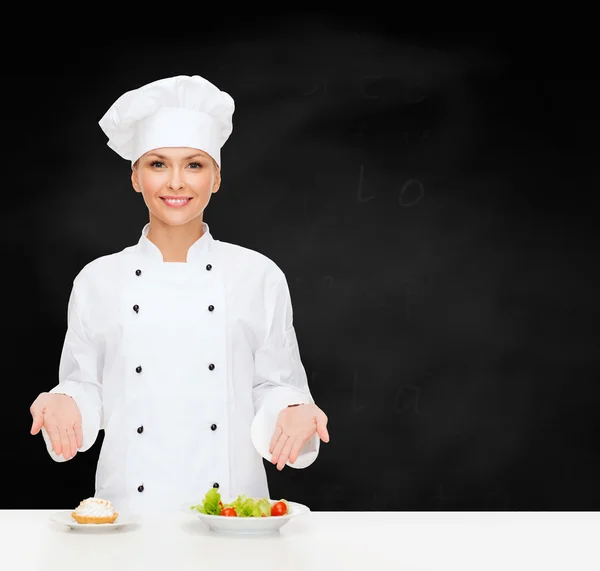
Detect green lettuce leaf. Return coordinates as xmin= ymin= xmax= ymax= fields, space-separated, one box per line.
xmin=190 ymin=487 xmax=222 ymax=515
xmin=224 ymin=494 xmax=272 ymax=517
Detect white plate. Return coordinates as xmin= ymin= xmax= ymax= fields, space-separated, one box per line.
xmin=184 ymin=499 xmax=311 ymax=534
xmin=49 ymin=510 xmax=139 ymax=530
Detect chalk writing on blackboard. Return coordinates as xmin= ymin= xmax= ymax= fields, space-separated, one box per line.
xmin=357 ymin=165 xmax=426 ymax=206
xmin=357 ymin=164 xmax=375 ymax=203
xmin=399 ymin=179 xmax=425 ymax=207
xmin=303 ymin=80 xmax=327 ymax=96
xmin=361 ymin=76 xmax=381 ymax=100
xmin=394 ymin=385 xmax=420 ymax=415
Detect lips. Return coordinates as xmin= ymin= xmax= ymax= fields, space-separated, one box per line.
xmin=160 ymin=197 xmax=193 ymax=208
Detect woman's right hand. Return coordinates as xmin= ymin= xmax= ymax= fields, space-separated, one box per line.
xmin=30 ymin=392 xmax=83 ymax=460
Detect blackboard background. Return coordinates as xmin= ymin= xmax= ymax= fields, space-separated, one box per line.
xmin=4 ymin=19 xmax=599 ymax=510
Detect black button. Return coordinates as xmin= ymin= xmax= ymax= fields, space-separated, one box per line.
xmin=135 ymin=269 xmax=142 ymax=276
xmin=213 ymin=482 xmax=219 ymax=489
xmin=138 ymin=485 xmax=144 ymax=493
xmin=208 ymin=305 xmax=214 ymax=312
xmin=137 ymin=426 xmax=144 ymax=434
xmin=208 ymin=363 xmax=215 ymax=370
xmin=211 ymin=423 xmax=217 ymax=431
xmin=206 ymin=264 xmax=212 ymax=271
xmin=136 ymin=366 xmax=142 ymax=373
xmin=133 ymin=304 xmax=139 ymax=313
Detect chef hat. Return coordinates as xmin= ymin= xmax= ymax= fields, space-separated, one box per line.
xmin=98 ymin=75 xmax=235 ymax=168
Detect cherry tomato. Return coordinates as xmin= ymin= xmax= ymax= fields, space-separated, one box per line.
xmin=271 ymin=501 xmax=287 ymax=516
xmin=220 ymin=507 xmax=237 ymax=517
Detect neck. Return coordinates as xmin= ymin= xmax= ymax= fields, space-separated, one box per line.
xmin=146 ymin=216 xmax=205 ymax=262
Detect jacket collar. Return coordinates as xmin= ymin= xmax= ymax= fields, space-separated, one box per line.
xmin=137 ymin=222 xmax=214 ymax=263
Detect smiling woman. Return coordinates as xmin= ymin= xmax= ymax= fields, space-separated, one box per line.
xmin=131 ymin=148 xmax=221 ymax=261
xmin=28 ymin=74 xmax=329 ymax=515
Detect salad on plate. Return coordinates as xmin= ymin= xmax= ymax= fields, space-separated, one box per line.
xmin=190 ymin=487 xmax=291 ymax=518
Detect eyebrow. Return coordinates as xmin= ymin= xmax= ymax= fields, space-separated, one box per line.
xmin=146 ymin=152 xmax=208 ymax=161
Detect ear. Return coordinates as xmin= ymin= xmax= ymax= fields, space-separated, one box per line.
xmin=212 ymin=165 xmax=221 ymax=194
xmin=131 ymin=164 xmax=142 ymax=194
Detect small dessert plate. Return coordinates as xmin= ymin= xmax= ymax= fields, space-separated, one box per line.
xmin=49 ymin=510 xmax=139 ymax=530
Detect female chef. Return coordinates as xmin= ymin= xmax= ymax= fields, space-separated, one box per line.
xmin=28 ymin=75 xmax=329 ymax=513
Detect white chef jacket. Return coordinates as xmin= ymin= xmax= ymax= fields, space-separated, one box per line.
xmin=41 ymin=222 xmax=320 ymax=514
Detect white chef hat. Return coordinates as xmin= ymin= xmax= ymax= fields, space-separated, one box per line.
xmin=98 ymin=75 xmax=235 ymax=168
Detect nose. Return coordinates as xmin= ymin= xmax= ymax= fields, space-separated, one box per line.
xmin=167 ymin=168 xmax=185 ymax=191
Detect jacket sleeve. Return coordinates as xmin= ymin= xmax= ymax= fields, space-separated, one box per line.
xmin=40 ymin=282 xmax=103 ymax=462
xmin=250 ymin=267 xmax=320 ymax=469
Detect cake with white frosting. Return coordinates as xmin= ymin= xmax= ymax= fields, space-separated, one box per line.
xmin=71 ymin=498 xmax=119 ymax=524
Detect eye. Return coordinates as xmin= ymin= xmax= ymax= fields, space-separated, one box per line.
xmin=189 ymin=162 xmax=203 ymax=169
xmin=149 ymin=160 xmax=164 ymax=168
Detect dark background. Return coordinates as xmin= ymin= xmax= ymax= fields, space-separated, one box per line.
xmin=4 ymin=18 xmax=599 ymax=510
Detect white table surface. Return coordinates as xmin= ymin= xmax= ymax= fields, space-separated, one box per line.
xmin=2 ymin=510 xmax=599 ymax=571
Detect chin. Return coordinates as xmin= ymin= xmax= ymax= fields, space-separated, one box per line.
xmin=150 ymin=211 xmax=191 ymax=226
xmin=149 ymin=202 xmax=205 ymax=226
xmin=164 ymin=217 xmax=197 ymax=226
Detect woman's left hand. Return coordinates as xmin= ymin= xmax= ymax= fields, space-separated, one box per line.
xmin=269 ymin=403 xmax=329 ymax=470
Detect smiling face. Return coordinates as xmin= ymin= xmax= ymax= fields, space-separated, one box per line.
xmin=131 ymin=147 xmax=221 ymax=228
